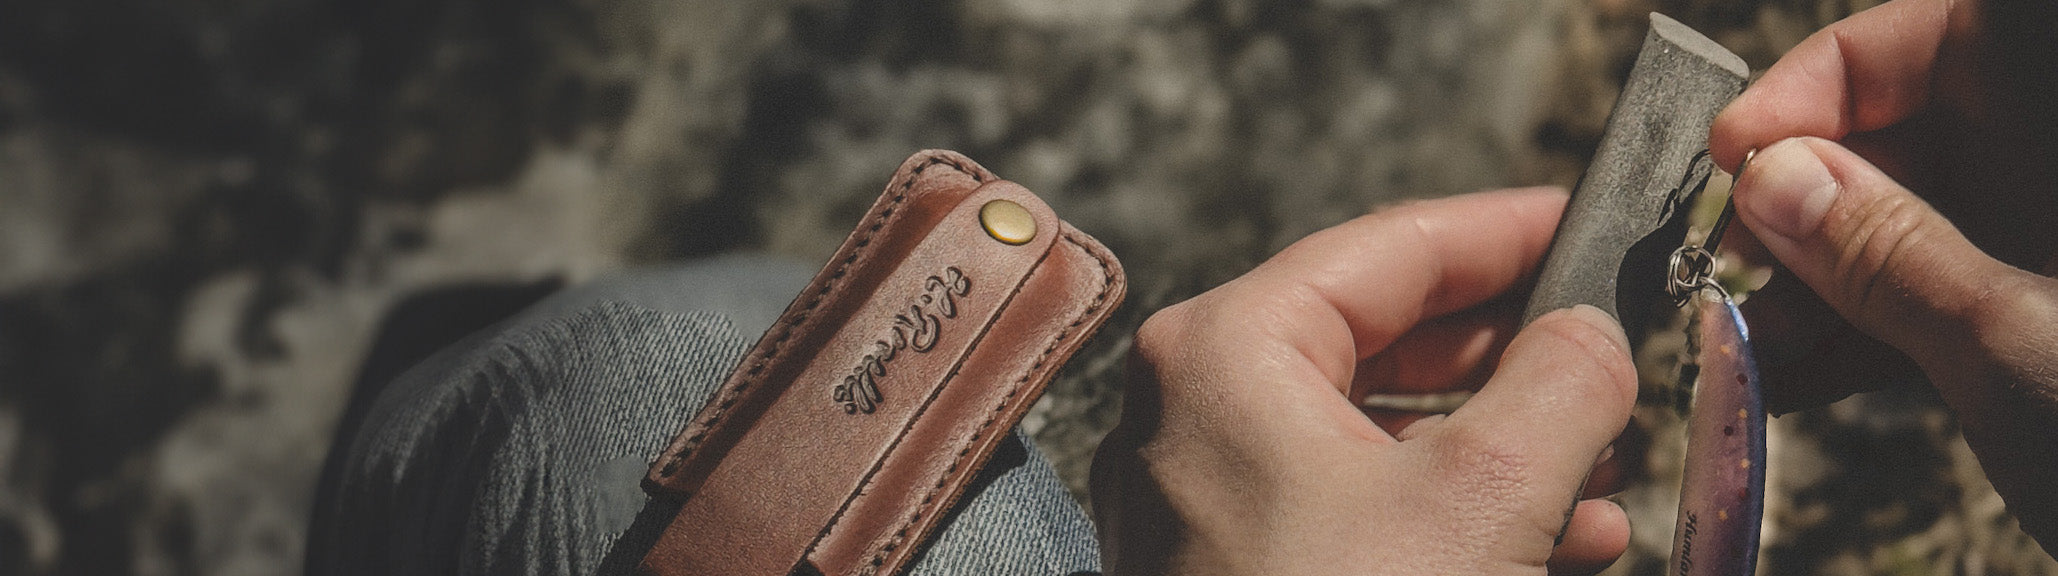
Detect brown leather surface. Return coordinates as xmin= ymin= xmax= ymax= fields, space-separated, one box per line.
xmin=639 ymin=150 xmax=1125 ymax=576
xmin=807 ymin=222 xmax=1123 ymax=575
xmin=644 ymin=152 xmax=997 ymax=496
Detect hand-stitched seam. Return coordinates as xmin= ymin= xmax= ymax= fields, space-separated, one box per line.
xmin=655 ymin=155 xmax=983 ymax=479
xmin=861 ymin=230 xmax=1117 ymax=572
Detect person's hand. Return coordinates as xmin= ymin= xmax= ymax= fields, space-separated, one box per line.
xmin=1091 ymin=188 xmax=1637 ymax=575
xmin=1709 ymin=0 xmax=2058 ymax=551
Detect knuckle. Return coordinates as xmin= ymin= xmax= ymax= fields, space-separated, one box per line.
xmin=1428 ymin=427 xmax=1565 ymax=538
xmin=1128 ymin=289 xmax=1275 ymax=372
xmin=1963 ymin=274 xmax=2058 ymax=366
xmin=1961 ymin=274 xmax=2038 ymax=333
xmin=1132 ymin=293 xmax=1249 ymax=357
xmin=1527 ymin=314 xmax=1638 ymax=410
xmin=1434 ymin=426 xmax=1533 ymax=487
xmin=1131 ymin=303 xmax=1196 ymax=366
xmin=1830 ymin=193 xmax=1945 ymax=313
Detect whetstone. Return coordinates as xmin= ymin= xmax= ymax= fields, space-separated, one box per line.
xmin=1522 ymin=13 xmax=1748 ymax=340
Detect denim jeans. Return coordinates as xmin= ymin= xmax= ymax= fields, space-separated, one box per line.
xmin=306 ymin=255 xmax=1101 ymax=576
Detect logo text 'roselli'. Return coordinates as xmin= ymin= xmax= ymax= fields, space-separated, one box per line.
xmin=835 ymin=267 xmax=971 ymax=414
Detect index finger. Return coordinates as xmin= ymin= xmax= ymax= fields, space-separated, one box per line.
xmin=1709 ymin=0 xmax=1964 ymax=171
xmin=1183 ymin=187 xmax=1567 ymax=392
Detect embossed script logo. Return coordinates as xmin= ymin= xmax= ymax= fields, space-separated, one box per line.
xmin=834 ymin=267 xmax=971 ymax=414
xmin=1677 ymin=511 xmax=1698 ymax=575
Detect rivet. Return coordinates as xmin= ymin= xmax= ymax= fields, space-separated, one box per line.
xmin=979 ymin=199 xmax=1036 ymax=245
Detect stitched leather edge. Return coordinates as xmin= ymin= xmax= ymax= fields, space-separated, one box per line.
xmin=649 ymin=153 xmax=989 ymax=484
xmin=801 ymin=203 xmax=1063 ymax=566
xmin=858 ymin=228 xmax=1122 ymax=572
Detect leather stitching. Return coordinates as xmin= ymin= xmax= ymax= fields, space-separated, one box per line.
xmin=653 ymin=155 xmax=984 ymax=480
xmin=861 ymin=230 xmax=1118 ymax=573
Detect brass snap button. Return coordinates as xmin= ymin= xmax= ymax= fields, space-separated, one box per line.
xmin=978 ymin=199 xmax=1036 ymax=245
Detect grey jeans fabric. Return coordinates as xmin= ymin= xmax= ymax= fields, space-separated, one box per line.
xmin=307 ymin=255 xmax=1101 ymax=576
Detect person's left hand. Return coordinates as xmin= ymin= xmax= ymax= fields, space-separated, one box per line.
xmin=1091 ymin=187 xmax=1638 ymax=575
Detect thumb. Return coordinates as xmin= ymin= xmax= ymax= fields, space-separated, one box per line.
xmin=1427 ymin=305 xmax=1636 ymax=565
xmin=1731 ymin=137 xmax=2019 ymax=367
xmin=1441 ymin=305 xmax=1636 ymax=496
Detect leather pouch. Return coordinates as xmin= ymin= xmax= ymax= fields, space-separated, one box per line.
xmin=639 ymin=150 xmax=1127 ymax=576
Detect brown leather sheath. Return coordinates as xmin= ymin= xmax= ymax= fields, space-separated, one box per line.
xmin=639 ymin=150 xmax=1126 ymax=576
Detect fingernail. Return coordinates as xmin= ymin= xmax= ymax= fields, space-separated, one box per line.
xmin=1737 ymin=138 xmax=1838 ymax=241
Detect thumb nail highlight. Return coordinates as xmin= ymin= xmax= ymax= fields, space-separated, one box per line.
xmin=1737 ymin=138 xmax=1838 ymax=242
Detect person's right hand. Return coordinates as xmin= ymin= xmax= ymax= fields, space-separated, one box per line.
xmin=1707 ymin=0 xmax=2058 ymax=552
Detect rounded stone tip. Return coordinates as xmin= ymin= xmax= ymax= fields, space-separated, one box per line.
xmin=1650 ymin=12 xmax=1749 ymax=79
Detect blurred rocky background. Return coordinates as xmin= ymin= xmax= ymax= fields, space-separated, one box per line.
xmin=2 ymin=0 xmax=2053 ymax=574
